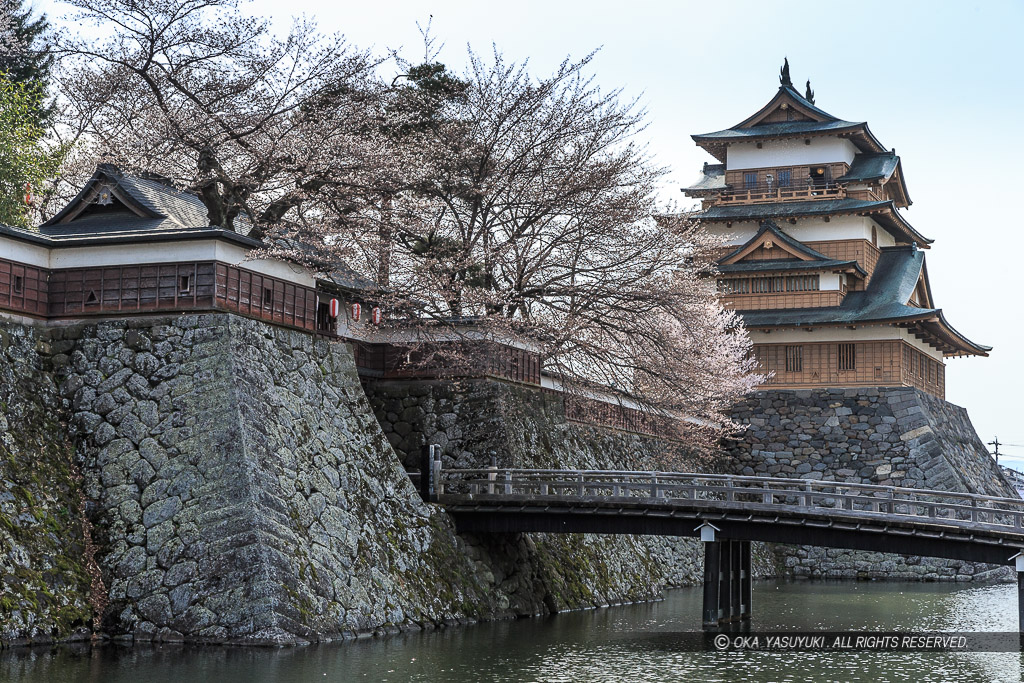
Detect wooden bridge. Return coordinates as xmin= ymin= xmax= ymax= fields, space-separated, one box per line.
xmin=416 ymin=449 xmax=1024 ymax=630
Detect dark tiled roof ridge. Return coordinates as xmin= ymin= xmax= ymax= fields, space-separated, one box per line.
xmin=717 ymin=258 xmax=866 ymax=276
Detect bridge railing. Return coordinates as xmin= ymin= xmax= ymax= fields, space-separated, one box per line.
xmin=439 ymin=468 xmax=1024 ymax=531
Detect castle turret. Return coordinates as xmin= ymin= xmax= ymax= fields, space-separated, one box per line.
xmin=685 ymin=63 xmax=988 ymax=398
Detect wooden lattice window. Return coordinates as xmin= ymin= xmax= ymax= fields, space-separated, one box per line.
xmin=744 ymin=172 xmax=757 ymax=189
xmin=786 ymin=275 xmax=819 ymax=292
xmin=777 ymin=169 xmax=791 ymax=187
xmin=785 ymin=346 xmax=803 ymax=373
xmin=838 ymin=343 xmax=856 ymax=371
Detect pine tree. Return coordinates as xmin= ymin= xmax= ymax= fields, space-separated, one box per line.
xmin=0 ymin=76 xmax=64 ymax=228
xmin=0 ymin=0 xmax=52 ymax=117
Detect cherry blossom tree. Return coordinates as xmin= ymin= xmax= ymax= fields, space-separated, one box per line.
xmin=50 ymin=2 xmax=760 ymax=443
xmin=357 ymin=52 xmax=761 ymax=436
xmin=50 ymin=0 xmax=407 ymax=242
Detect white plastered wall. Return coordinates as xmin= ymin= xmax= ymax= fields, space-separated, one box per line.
xmin=705 ymin=215 xmax=896 ymax=247
xmin=11 ymin=236 xmax=317 ymax=287
xmin=0 ymin=236 xmax=50 ymax=268
xmin=726 ymin=137 xmax=858 ymax=170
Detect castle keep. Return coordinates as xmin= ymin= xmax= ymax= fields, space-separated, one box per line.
xmin=685 ymin=61 xmax=988 ymax=398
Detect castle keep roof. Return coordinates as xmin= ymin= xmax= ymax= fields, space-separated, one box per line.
xmin=692 ymin=84 xmax=888 ymax=162
xmin=698 ymin=198 xmax=932 ymax=247
xmin=738 ymin=245 xmax=990 ymax=357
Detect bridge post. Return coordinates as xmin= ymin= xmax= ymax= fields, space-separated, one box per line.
xmin=702 ymin=540 xmax=721 ymax=629
xmin=1013 ymin=552 xmax=1024 ymax=634
xmin=433 ymin=446 xmax=443 ymax=496
xmin=419 ymin=445 xmax=432 ymax=501
xmin=420 ymin=444 xmax=442 ymax=502
xmin=740 ymin=541 xmax=752 ymax=621
xmin=729 ymin=540 xmax=742 ymax=623
xmin=718 ymin=540 xmax=731 ymax=624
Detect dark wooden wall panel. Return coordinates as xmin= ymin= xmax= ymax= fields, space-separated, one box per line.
xmin=0 ymin=257 xmax=47 ymax=316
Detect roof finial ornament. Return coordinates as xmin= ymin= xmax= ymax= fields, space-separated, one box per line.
xmin=779 ymin=58 xmax=792 ymax=87
xmin=805 ymin=79 xmax=815 ymax=105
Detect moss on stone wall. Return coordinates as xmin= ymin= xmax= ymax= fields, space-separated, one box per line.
xmin=0 ymin=322 xmax=92 ymax=646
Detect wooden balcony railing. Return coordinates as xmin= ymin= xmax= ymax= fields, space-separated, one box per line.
xmin=719 ymin=181 xmax=844 ymax=205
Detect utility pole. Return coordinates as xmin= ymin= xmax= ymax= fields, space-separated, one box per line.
xmin=989 ymin=436 xmax=1001 ymax=465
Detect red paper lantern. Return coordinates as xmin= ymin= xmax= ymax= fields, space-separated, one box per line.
xmin=372 ymin=307 xmax=382 ymax=325
xmin=351 ymin=303 xmax=361 ymax=321
xmin=329 ymin=298 xmax=339 ymax=318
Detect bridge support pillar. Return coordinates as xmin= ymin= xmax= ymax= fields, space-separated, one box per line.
xmin=728 ymin=540 xmax=741 ymax=623
xmin=702 ymin=538 xmax=752 ymax=629
xmin=718 ymin=541 xmax=731 ymax=624
xmin=702 ymin=541 xmax=721 ymax=629
xmin=740 ymin=540 xmax=752 ymax=621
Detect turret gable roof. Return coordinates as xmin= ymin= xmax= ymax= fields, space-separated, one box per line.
xmin=40 ymin=164 xmax=257 ymax=240
xmin=717 ymin=218 xmax=867 ymax=277
xmin=719 ymin=218 xmax=830 ymax=264
xmin=735 ymin=84 xmax=838 ymax=128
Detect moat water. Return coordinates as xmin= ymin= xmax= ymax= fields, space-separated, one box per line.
xmin=2 ymin=580 xmax=1022 ymax=682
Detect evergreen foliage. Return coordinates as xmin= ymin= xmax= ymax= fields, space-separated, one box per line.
xmin=0 ymin=77 xmax=64 ymax=228
xmin=0 ymin=1 xmax=52 ymax=110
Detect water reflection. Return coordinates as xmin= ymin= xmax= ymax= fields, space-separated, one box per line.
xmin=3 ymin=580 xmax=1023 ymax=682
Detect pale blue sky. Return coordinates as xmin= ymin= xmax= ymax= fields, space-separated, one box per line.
xmin=42 ymin=0 xmax=1024 ymax=468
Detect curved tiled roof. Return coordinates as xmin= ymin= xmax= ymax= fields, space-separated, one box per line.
xmin=41 ymin=165 xmax=254 ymax=238
xmin=838 ymin=152 xmax=900 ymax=183
xmin=718 ymin=258 xmax=863 ymax=275
xmin=697 ymin=198 xmax=932 ymax=247
xmin=737 ymin=246 xmax=989 ymax=356
xmin=692 ymin=85 xmax=888 ymax=161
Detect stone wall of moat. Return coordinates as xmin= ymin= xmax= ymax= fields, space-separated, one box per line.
xmin=5 ymin=312 xmax=765 ymax=646
xmin=725 ymin=388 xmax=1017 ymax=582
xmin=1 ymin=309 xmax=1017 ymax=647
xmin=0 ymin=321 xmax=92 ymax=646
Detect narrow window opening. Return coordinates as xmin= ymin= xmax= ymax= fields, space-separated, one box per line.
xmin=179 ymin=274 xmax=191 ymax=293
xmin=871 ymin=225 xmax=878 ymax=247
xmin=263 ymin=286 xmax=273 ymax=308
xmin=13 ymin=275 xmax=23 ymax=294
xmin=838 ymin=343 xmax=856 ymax=371
xmin=785 ymin=345 xmax=803 ymax=373
xmin=85 ymin=290 xmax=98 ymax=305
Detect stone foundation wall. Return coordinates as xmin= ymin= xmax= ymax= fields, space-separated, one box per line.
xmin=5 ymin=309 xmax=1007 ymax=647
xmin=0 ymin=321 xmax=92 ymax=646
xmin=23 ymin=313 xmax=758 ymax=645
xmin=726 ymin=388 xmax=1016 ymax=581
xmin=47 ymin=314 xmax=514 ymax=644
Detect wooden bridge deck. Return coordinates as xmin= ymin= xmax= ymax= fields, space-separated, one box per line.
xmin=436 ymin=468 xmax=1024 ymax=565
